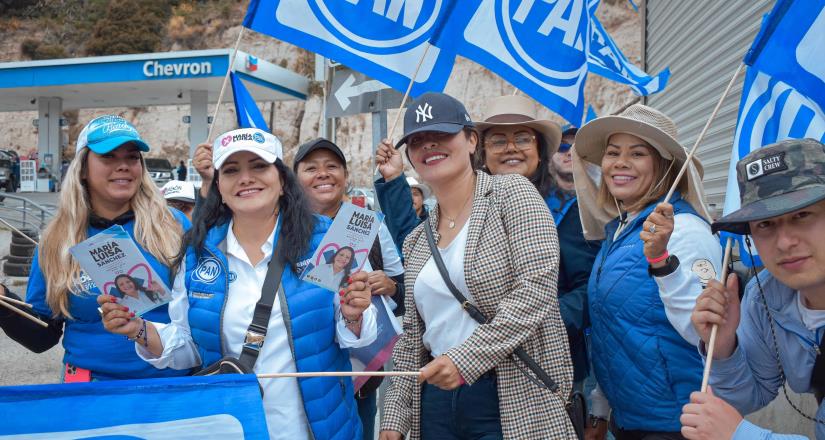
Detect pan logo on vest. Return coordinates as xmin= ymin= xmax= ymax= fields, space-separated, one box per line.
xmin=143 ymin=60 xmax=213 ymax=78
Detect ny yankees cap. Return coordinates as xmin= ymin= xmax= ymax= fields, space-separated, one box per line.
xmin=713 ymin=138 xmax=825 ymax=235
xmin=213 ymin=128 xmax=283 ymax=169
xmin=396 ymin=92 xmax=475 ymax=148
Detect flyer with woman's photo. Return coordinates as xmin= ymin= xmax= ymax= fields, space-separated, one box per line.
xmin=300 ymin=203 xmax=384 ymax=291
xmin=69 ymin=225 xmax=172 ymax=316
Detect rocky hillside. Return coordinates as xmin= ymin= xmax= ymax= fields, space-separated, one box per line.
xmin=0 ymin=0 xmax=642 ymax=186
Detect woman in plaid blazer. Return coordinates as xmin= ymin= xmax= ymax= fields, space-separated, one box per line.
xmin=378 ymin=92 xmax=576 ymax=440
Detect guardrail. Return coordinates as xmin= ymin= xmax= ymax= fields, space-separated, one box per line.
xmin=0 ymin=194 xmax=55 ymax=231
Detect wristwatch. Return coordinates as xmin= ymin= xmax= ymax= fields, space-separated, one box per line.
xmin=588 ymin=414 xmax=607 ymax=428
xmin=648 ymin=254 xmax=680 ymax=278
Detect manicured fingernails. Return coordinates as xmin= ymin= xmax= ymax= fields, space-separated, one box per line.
xmin=129 ymin=312 xmax=135 ymax=318
xmin=339 ymin=290 xmax=345 ymax=296
xmin=122 ymin=306 xmax=129 ymax=312
xmin=340 ymin=300 xmax=344 ymax=305
xmin=110 ymin=296 xmax=117 ymax=303
xmin=347 ymin=277 xmax=353 ymax=283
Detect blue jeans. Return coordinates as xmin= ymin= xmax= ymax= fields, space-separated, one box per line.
xmin=357 ymin=388 xmax=377 ymax=440
xmin=420 ymin=373 xmax=503 ymax=440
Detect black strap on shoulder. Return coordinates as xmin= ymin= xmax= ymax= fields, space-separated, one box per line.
xmin=238 ymin=238 xmax=286 ymax=370
xmin=811 ymin=336 xmax=825 ymax=404
xmin=423 ymin=222 xmax=560 ymax=393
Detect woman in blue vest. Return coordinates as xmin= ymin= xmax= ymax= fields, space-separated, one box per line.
xmin=99 ymin=128 xmax=378 ymax=440
xmin=0 ymin=115 xmax=189 ymax=382
xmin=572 ymin=105 xmax=723 ymax=440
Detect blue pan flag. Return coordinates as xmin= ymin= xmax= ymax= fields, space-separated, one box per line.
xmin=243 ymin=0 xmax=465 ymax=97
xmin=0 ymin=375 xmax=268 ymax=439
xmin=722 ymin=0 xmax=825 ymax=266
xmin=586 ymin=0 xmax=669 ymax=96
xmin=231 ymin=72 xmax=270 ymax=131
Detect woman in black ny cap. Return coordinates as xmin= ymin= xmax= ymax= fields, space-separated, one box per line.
xmin=378 ymin=92 xmax=575 ymax=439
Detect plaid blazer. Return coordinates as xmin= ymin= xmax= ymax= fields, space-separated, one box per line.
xmin=381 ymin=171 xmax=576 ymax=439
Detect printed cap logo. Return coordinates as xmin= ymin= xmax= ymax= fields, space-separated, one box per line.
xmin=416 ymin=102 xmax=433 ymax=123
xmin=221 ymin=136 xmax=232 ymax=147
xmin=746 ymin=152 xmax=787 ymax=181
xmin=253 ymin=132 xmax=265 ymax=144
xmin=193 ymin=257 xmax=221 ymax=284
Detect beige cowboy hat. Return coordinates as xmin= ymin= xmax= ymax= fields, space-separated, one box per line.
xmin=571 ymin=104 xmax=712 ymax=240
xmin=475 ymin=95 xmax=562 ymax=157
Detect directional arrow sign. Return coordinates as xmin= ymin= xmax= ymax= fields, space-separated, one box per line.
xmin=326 ymin=68 xmax=403 ymax=118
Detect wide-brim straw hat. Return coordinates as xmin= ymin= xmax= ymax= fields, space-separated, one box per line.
xmin=475 ymin=95 xmax=562 ymax=157
xmin=572 ymin=104 xmax=712 ymax=240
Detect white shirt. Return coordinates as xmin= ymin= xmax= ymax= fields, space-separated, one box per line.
xmin=653 ymin=213 xmax=723 ymax=347
xmin=797 ymin=293 xmax=825 ymax=332
xmin=414 ymin=222 xmax=478 ymax=357
xmin=377 ymin=222 xmax=404 ymax=277
xmin=138 ymin=219 xmax=377 ymax=440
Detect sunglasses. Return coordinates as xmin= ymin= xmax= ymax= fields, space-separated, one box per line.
xmin=558 ymin=143 xmax=572 ymax=153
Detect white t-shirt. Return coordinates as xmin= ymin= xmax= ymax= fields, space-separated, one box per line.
xmin=414 ymin=222 xmax=478 ymax=357
xmin=797 ymin=293 xmax=825 ymax=332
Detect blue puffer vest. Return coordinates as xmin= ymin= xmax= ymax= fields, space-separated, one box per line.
xmin=588 ymin=194 xmax=705 ymax=432
xmin=183 ymin=215 xmax=362 ymax=440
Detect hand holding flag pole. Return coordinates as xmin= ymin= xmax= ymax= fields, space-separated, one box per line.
xmin=700 ymin=237 xmax=733 ymax=392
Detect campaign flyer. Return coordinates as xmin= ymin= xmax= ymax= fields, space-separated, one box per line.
xmin=70 ymin=225 xmax=172 ymax=316
xmin=300 ymin=202 xmax=384 ymax=291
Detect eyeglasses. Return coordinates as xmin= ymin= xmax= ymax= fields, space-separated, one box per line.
xmin=558 ymin=142 xmax=572 ymax=153
xmin=484 ymin=133 xmax=537 ymax=152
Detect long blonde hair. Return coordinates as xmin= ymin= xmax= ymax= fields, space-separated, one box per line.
xmin=39 ymin=148 xmax=183 ymax=318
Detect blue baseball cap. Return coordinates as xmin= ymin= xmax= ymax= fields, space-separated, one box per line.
xmin=76 ymin=115 xmax=149 ymax=154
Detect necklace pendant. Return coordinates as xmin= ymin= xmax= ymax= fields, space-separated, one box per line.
xmin=448 ymin=220 xmax=456 ymax=229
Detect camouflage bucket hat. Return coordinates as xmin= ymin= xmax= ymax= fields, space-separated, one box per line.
xmin=712 ymin=138 xmax=825 ymax=235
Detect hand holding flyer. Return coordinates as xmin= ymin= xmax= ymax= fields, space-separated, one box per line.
xmin=300 ymin=203 xmax=384 ymax=291
xmin=70 ymin=225 xmax=172 ymax=316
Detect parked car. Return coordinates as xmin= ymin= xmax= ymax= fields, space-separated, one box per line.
xmin=144 ymin=158 xmax=174 ymax=187
xmin=0 ymin=150 xmax=14 ymax=191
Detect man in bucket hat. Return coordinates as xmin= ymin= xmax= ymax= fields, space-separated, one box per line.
xmin=683 ymin=138 xmax=825 ymax=440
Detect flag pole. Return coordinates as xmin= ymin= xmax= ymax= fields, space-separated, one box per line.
xmin=664 ymin=63 xmax=745 ymax=202
xmin=700 ymin=237 xmax=734 ymax=392
xmin=206 ymin=27 xmax=246 ymax=143
xmin=387 ymin=43 xmax=432 ymax=142
xmin=0 ymin=295 xmax=32 ymax=308
xmin=0 ymin=218 xmax=38 ymax=246
xmin=258 ymin=371 xmax=420 ymax=379
xmin=0 ymin=298 xmax=48 ymax=328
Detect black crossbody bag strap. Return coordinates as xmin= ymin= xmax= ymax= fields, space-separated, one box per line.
xmin=423 ymin=222 xmax=559 ymax=394
xmin=811 ymin=335 xmax=825 ymax=404
xmin=237 ymin=239 xmax=286 ymax=371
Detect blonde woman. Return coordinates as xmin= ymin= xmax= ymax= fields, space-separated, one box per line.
xmin=0 ymin=115 xmax=188 ymax=382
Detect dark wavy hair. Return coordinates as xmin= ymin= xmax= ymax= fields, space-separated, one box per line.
xmin=332 ymin=246 xmax=355 ymax=289
xmin=179 ymin=158 xmax=316 ymax=273
xmin=476 ymin=128 xmax=554 ymax=198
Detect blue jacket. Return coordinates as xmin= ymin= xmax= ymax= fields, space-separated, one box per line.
xmin=710 ymin=271 xmax=824 ymax=440
xmin=374 ymin=174 xmax=426 ymax=251
xmin=545 ymin=193 xmax=600 ymax=383
xmin=588 ymin=195 xmax=705 ymax=431
xmin=24 ymin=210 xmax=191 ymax=381
xmin=183 ymin=216 xmax=362 ymax=440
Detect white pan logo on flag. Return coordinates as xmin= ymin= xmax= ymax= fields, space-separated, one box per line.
xmin=500 ymin=0 xmax=587 ymax=84
xmin=307 ymin=0 xmax=441 ymax=53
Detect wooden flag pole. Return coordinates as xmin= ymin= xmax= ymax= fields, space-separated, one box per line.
xmin=0 ymin=298 xmax=48 ymax=328
xmin=700 ymin=237 xmax=734 ymax=392
xmin=205 ymin=27 xmax=246 ymax=143
xmin=664 ymin=63 xmax=745 ymax=202
xmin=258 ymin=371 xmax=420 ymax=379
xmin=0 ymin=295 xmax=33 ymax=308
xmin=0 ymin=218 xmax=38 ymax=246
xmin=387 ymin=43 xmax=432 ymax=142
